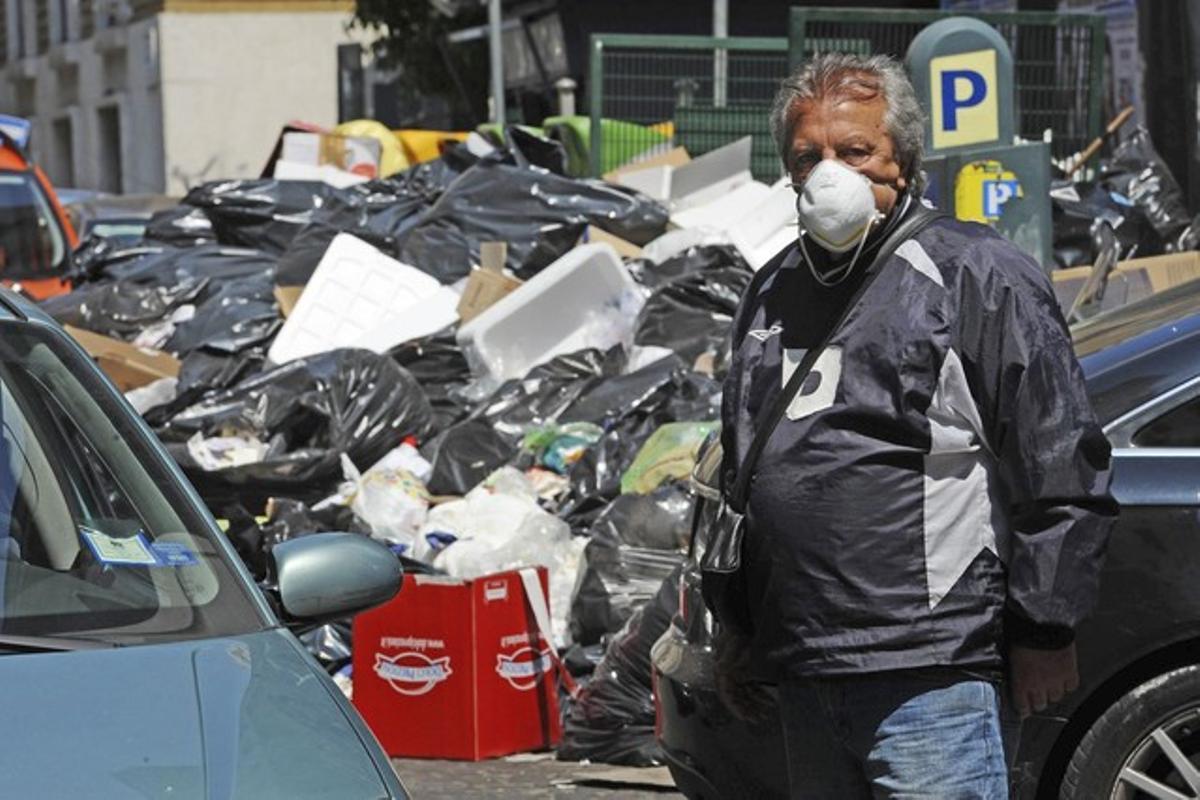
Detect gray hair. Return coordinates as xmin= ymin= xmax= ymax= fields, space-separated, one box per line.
xmin=769 ymin=52 xmax=926 ymax=193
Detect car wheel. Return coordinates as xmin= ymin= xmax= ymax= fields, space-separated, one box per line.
xmin=1061 ymin=664 xmax=1200 ymax=799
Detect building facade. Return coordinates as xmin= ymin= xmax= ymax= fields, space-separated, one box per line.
xmin=0 ymin=0 xmax=364 ymax=195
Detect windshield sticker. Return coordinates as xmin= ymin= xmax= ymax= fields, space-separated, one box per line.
xmin=149 ymin=541 xmax=200 ymax=567
xmin=80 ymin=528 xmax=158 ymax=566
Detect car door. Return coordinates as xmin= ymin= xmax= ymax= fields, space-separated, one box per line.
xmin=1076 ymin=374 xmax=1200 ymax=684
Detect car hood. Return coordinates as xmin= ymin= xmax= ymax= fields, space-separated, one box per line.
xmin=0 ymin=628 xmax=394 ymax=799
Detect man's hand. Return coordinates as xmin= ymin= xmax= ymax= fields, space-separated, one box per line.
xmin=1009 ymin=643 xmax=1079 ymax=718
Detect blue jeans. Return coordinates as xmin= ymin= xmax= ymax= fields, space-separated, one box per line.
xmin=780 ymin=669 xmax=1012 ymax=799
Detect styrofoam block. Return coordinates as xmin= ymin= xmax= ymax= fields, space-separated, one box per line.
xmin=669 ymin=137 xmax=754 ymax=209
xmin=616 ymin=165 xmax=673 ymax=203
xmin=740 ymin=226 xmax=797 ymax=271
xmin=268 ymin=233 xmax=459 ymax=365
xmin=730 ymin=179 xmax=798 ymax=269
xmin=273 ymin=160 xmax=367 ymax=188
xmin=642 ymin=228 xmax=732 ymax=265
xmin=457 ymin=243 xmax=640 ymax=383
xmin=670 ymin=180 xmax=773 ymax=232
xmin=614 ymin=137 xmax=754 ymax=211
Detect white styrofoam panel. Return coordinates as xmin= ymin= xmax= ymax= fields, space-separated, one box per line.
xmin=730 ymin=179 xmax=798 ymax=269
xmin=268 ymin=233 xmax=459 ymax=365
xmin=670 ymin=180 xmax=773 ymax=232
xmin=456 ymin=243 xmax=639 ymax=383
xmin=615 ymin=165 xmax=673 ymax=203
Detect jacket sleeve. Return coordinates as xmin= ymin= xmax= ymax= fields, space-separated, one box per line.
xmin=956 ymin=234 xmax=1118 ymax=649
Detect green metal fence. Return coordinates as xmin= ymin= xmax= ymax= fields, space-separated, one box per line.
xmin=587 ymin=34 xmax=789 ymax=181
xmin=790 ymin=7 xmax=1107 ymax=161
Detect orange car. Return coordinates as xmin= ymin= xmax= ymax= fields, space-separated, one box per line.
xmin=0 ymin=133 xmax=78 ymax=299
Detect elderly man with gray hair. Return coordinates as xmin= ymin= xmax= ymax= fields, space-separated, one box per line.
xmin=715 ymin=52 xmax=1117 ymax=797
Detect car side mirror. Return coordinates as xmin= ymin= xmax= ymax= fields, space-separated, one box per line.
xmin=269 ymin=533 xmax=401 ymax=623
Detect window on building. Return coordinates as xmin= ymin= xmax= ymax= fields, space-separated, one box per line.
xmin=93 ymin=0 xmax=131 ymax=31
xmin=49 ymin=0 xmax=78 ymax=44
xmin=51 ymin=117 xmax=74 ymax=187
xmin=1133 ymin=396 xmax=1200 ymax=448
xmin=96 ymin=105 xmax=122 ymax=193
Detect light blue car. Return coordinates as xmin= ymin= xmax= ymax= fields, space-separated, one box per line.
xmin=0 ymin=288 xmax=409 ymax=798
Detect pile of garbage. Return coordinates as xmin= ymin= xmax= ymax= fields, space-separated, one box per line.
xmin=44 ymin=128 xmax=785 ymax=767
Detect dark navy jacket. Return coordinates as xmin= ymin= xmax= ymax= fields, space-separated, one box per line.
xmin=720 ymin=212 xmax=1117 ymax=678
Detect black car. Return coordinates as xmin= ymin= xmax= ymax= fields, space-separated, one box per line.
xmin=653 ymin=276 xmax=1200 ymax=800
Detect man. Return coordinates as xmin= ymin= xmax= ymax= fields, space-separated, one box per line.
xmin=718 ymin=52 xmax=1117 ymax=798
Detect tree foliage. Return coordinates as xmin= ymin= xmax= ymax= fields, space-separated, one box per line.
xmin=353 ymin=0 xmax=488 ymax=122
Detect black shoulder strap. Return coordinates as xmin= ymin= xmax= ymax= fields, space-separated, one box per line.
xmin=729 ymin=204 xmax=946 ymax=511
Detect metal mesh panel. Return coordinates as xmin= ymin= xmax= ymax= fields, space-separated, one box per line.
xmin=589 ymin=36 xmax=788 ymax=181
xmin=791 ymin=9 xmax=1105 ymax=160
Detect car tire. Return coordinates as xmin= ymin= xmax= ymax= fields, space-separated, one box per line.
xmin=1061 ymin=663 xmax=1200 ymax=799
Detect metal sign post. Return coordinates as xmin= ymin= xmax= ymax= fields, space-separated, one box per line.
xmin=488 ymin=0 xmax=506 ymax=125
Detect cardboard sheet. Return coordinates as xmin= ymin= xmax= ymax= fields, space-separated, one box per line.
xmin=65 ymin=325 xmax=181 ymax=392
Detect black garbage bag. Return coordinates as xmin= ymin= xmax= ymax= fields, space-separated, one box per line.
xmin=627 ymin=243 xmax=750 ymax=289
xmin=68 ymin=235 xmax=138 ymax=284
xmin=558 ymin=360 xmax=721 ymax=512
xmin=1051 ymin=180 xmax=1162 ymax=268
xmin=568 ymin=484 xmax=691 ymax=646
xmin=506 ymin=125 xmax=570 ymax=175
xmin=633 ymin=247 xmax=752 ymax=366
xmin=160 ymin=349 xmax=435 ymax=509
xmin=143 ymin=205 xmax=216 ymax=247
xmin=390 ymin=330 xmax=473 ymax=432
xmin=183 ymin=179 xmax=341 ymax=254
xmin=558 ymin=354 xmax=684 ymax=428
xmin=41 ymin=276 xmax=208 ymax=340
xmin=275 ymin=179 xmax=431 ymax=287
xmin=399 ymin=152 xmax=668 ymax=283
xmin=143 ymin=350 xmax=266 ymax=430
xmin=220 ymin=497 xmax=359 ymax=580
xmin=558 ymin=567 xmax=682 ymax=766
xmin=97 ymin=243 xmax=277 ymax=287
xmin=424 ymin=418 xmax=517 ymax=496
xmin=475 ymin=346 xmax=628 ymax=441
xmin=165 ymin=273 xmax=282 ymax=357
xmin=1103 ymin=127 xmax=1192 ymax=245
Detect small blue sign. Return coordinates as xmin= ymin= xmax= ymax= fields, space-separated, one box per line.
xmin=982 ymin=179 xmax=1020 ymax=217
xmin=150 ymin=541 xmax=200 ymax=567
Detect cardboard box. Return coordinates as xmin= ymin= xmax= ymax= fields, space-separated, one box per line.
xmin=65 ymin=326 xmax=181 ymax=392
xmin=353 ymin=568 xmax=562 ymax=760
xmin=279 ymin=132 xmax=381 ymax=179
xmin=585 ymin=226 xmax=644 ymax=260
xmin=457 ymin=242 xmax=523 ymax=324
xmin=602 ymin=146 xmax=691 ymax=183
xmin=1052 ymin=251 xmax=1200 ymax=314
xmin=274 ymin=285 xmax=303 ymax=318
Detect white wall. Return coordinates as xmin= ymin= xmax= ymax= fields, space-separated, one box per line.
xmin=157 ymin=10 xmax=364 ymax=195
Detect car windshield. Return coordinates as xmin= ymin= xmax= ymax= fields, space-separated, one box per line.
xmin=0 ymin=171 xmax=66 ymax=280
xmin=0 ymin=320 xmax=266 ymax=645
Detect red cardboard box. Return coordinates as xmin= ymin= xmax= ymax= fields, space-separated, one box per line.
xmin=352 ymin=568 xmax=562 ymax=760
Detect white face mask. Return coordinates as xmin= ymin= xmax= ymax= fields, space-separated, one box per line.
xmin=795 ymin=159 xmax=882 ymax=254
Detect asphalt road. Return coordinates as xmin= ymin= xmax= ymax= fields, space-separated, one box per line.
xmin=390 ymin=756 xmax=683 ymax=799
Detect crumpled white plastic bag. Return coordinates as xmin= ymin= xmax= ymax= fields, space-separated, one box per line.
xmin=419 ymin=467 xmax=587 ymax=646
xmin=339 ymin=453 xmax=430 ymax=553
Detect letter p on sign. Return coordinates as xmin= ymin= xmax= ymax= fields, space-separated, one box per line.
xmin=930 ymin=49 xmax=999 ymax=150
